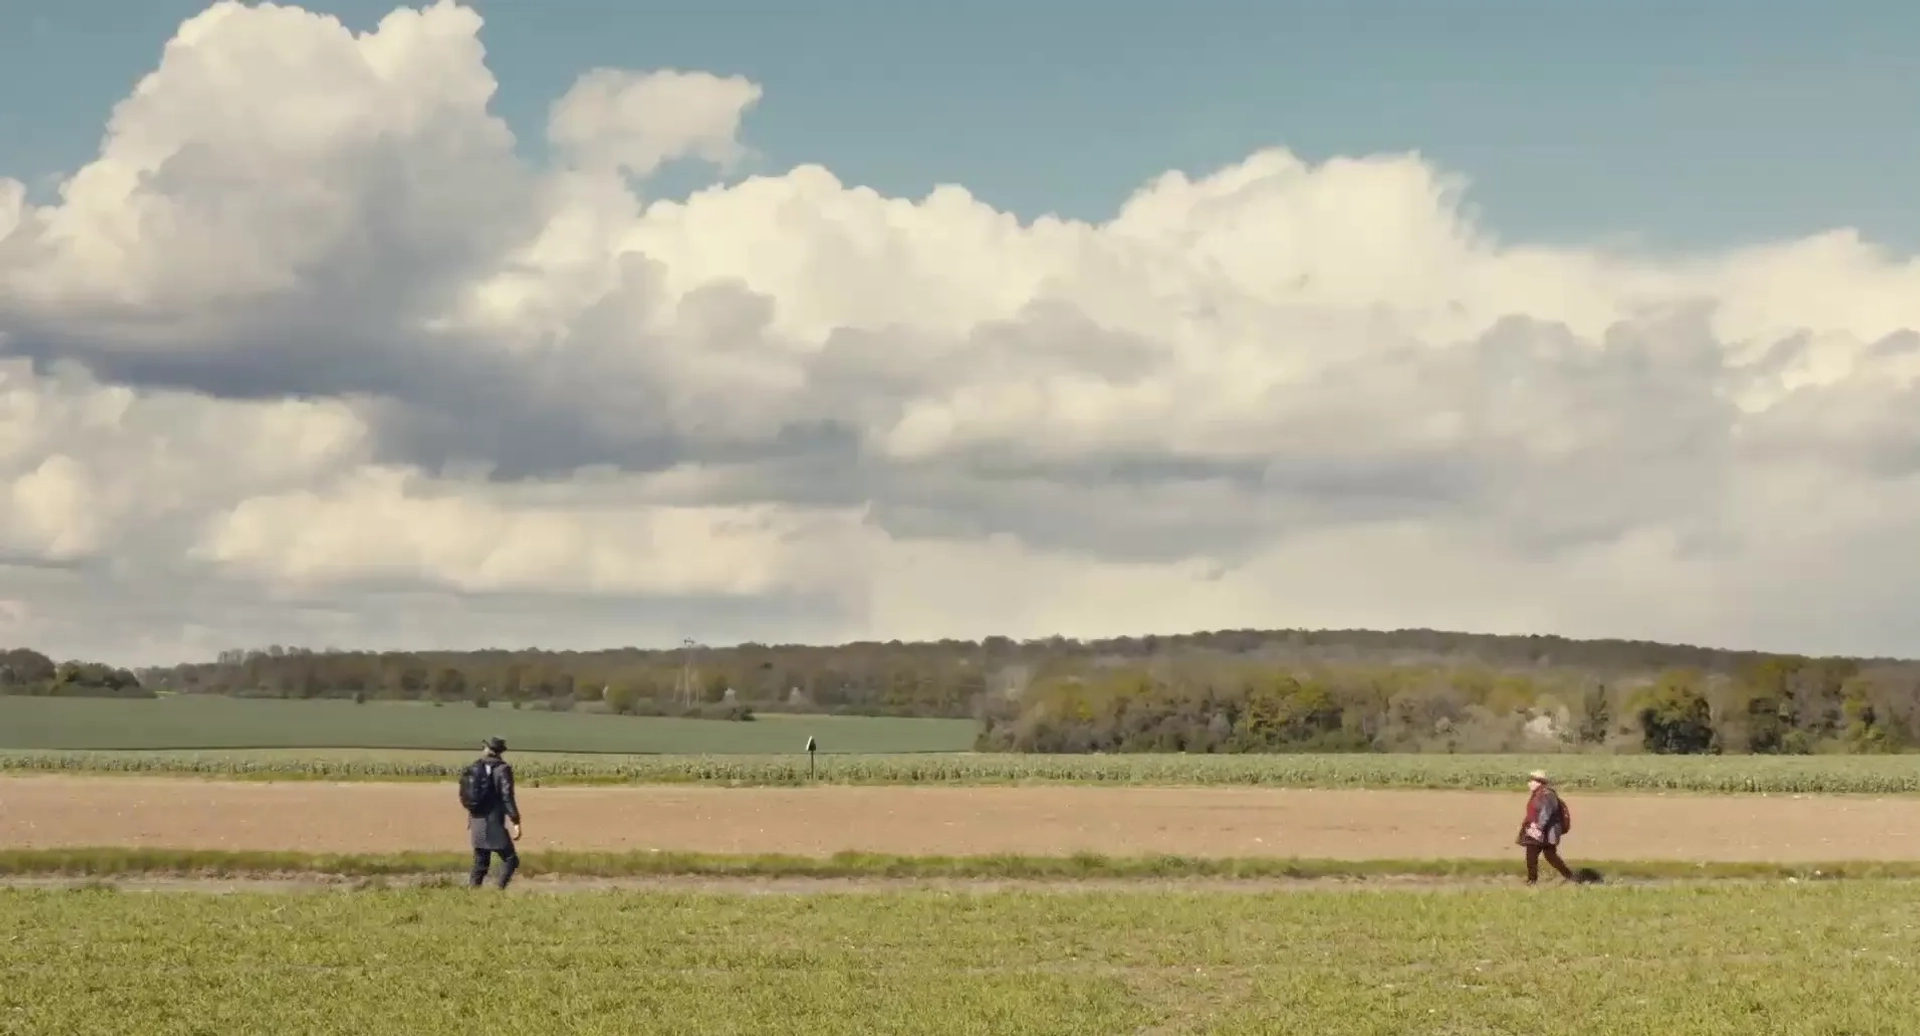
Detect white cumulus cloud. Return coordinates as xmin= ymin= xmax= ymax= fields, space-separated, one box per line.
xmin=3 ymin=0 xmax=1920 ymax=665
xmin=548 ymin=68 xmax=763 ymax=177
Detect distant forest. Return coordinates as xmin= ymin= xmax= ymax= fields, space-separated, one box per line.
xmin=5 ymin=629 xmax=1916 ymax=755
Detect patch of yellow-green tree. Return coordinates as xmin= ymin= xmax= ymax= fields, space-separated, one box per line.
xmin=975 ymin=654 xmax=1909 ymax=755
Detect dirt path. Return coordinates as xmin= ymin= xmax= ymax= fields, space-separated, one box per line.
xmin=6 ymin=874 xmax=1757 ymax=898
xmin=0 ymin=874 xmax=1531 ymax=895
xmin=3 ymin=776 xmax=1916 ymax=861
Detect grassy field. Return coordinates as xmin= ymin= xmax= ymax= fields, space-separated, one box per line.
xmin=8 ymin=745 xmax=1920 ymax=793
xmin=0 ymin=695 xmax=978 ymax=753
xmin=4 ymin=882 xmax=1917 ymax=1035
xmin=0 ymin=846 xmax=1906 ymax=882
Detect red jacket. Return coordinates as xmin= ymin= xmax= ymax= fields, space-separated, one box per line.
xmin=1523 ymin=785 xmax=1564 ymax=841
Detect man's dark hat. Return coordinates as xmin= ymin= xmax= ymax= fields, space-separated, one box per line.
xmin=484 ymin=736 xmax=507 ymax=753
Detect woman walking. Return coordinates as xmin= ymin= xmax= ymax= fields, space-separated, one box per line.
xmin=1518 ymin=770 xmax=1578 ymax=884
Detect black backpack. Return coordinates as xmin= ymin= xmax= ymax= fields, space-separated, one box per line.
xmin=458 ymin=759 xmax=499 ymax=815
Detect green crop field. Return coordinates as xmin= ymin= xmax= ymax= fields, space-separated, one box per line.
xmin=0 ymin=695 xmax=978 ymax=754
xmin=4 ymin=882 xmax=1917 ymax=1035
xmin=8 ymin=743 xmax=1920 ymax=794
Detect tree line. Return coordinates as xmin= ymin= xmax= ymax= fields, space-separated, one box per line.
xmin=972 ymin=653 xmax=1916 ymax=755
xmin=10 ymin=627 xmax=1917 ymax=753
xmin=0 ymin=649 xmax=150 ymax=698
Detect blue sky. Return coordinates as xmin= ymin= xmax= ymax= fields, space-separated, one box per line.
xmin=4 ymin=0 xmax=1918 ymax=251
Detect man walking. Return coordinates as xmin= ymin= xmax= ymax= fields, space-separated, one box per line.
xmin=460 ymin=736 xmax=522 ymax=889
xmin=1518 ymin=769 xmax=1578 ymax=885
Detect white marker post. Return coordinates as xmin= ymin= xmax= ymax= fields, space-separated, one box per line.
xmin=805 ymin=735 xmax=817 ymax=780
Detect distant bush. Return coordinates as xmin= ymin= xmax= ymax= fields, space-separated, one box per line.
xmin=1 ymin=683 xmax=156 ymax=699
xmin=607 ymin=697 xmax=755 ymax=722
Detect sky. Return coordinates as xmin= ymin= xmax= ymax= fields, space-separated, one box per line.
xmin=8 ymin=0 xmax=1920 ymax=251
xmin=1 ymin=0 xmax=1919 ymax=665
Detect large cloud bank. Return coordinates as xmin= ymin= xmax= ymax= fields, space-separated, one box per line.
xmin=4 ymin=1 xmax=1920 ymax=664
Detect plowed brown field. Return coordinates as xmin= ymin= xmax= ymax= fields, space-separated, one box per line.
xmin=4 ymin=776 xmax=1917 ymax=860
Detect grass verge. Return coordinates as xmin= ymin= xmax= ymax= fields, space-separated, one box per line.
xmin=0 ymin=846 xmax=1909 ymax=883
